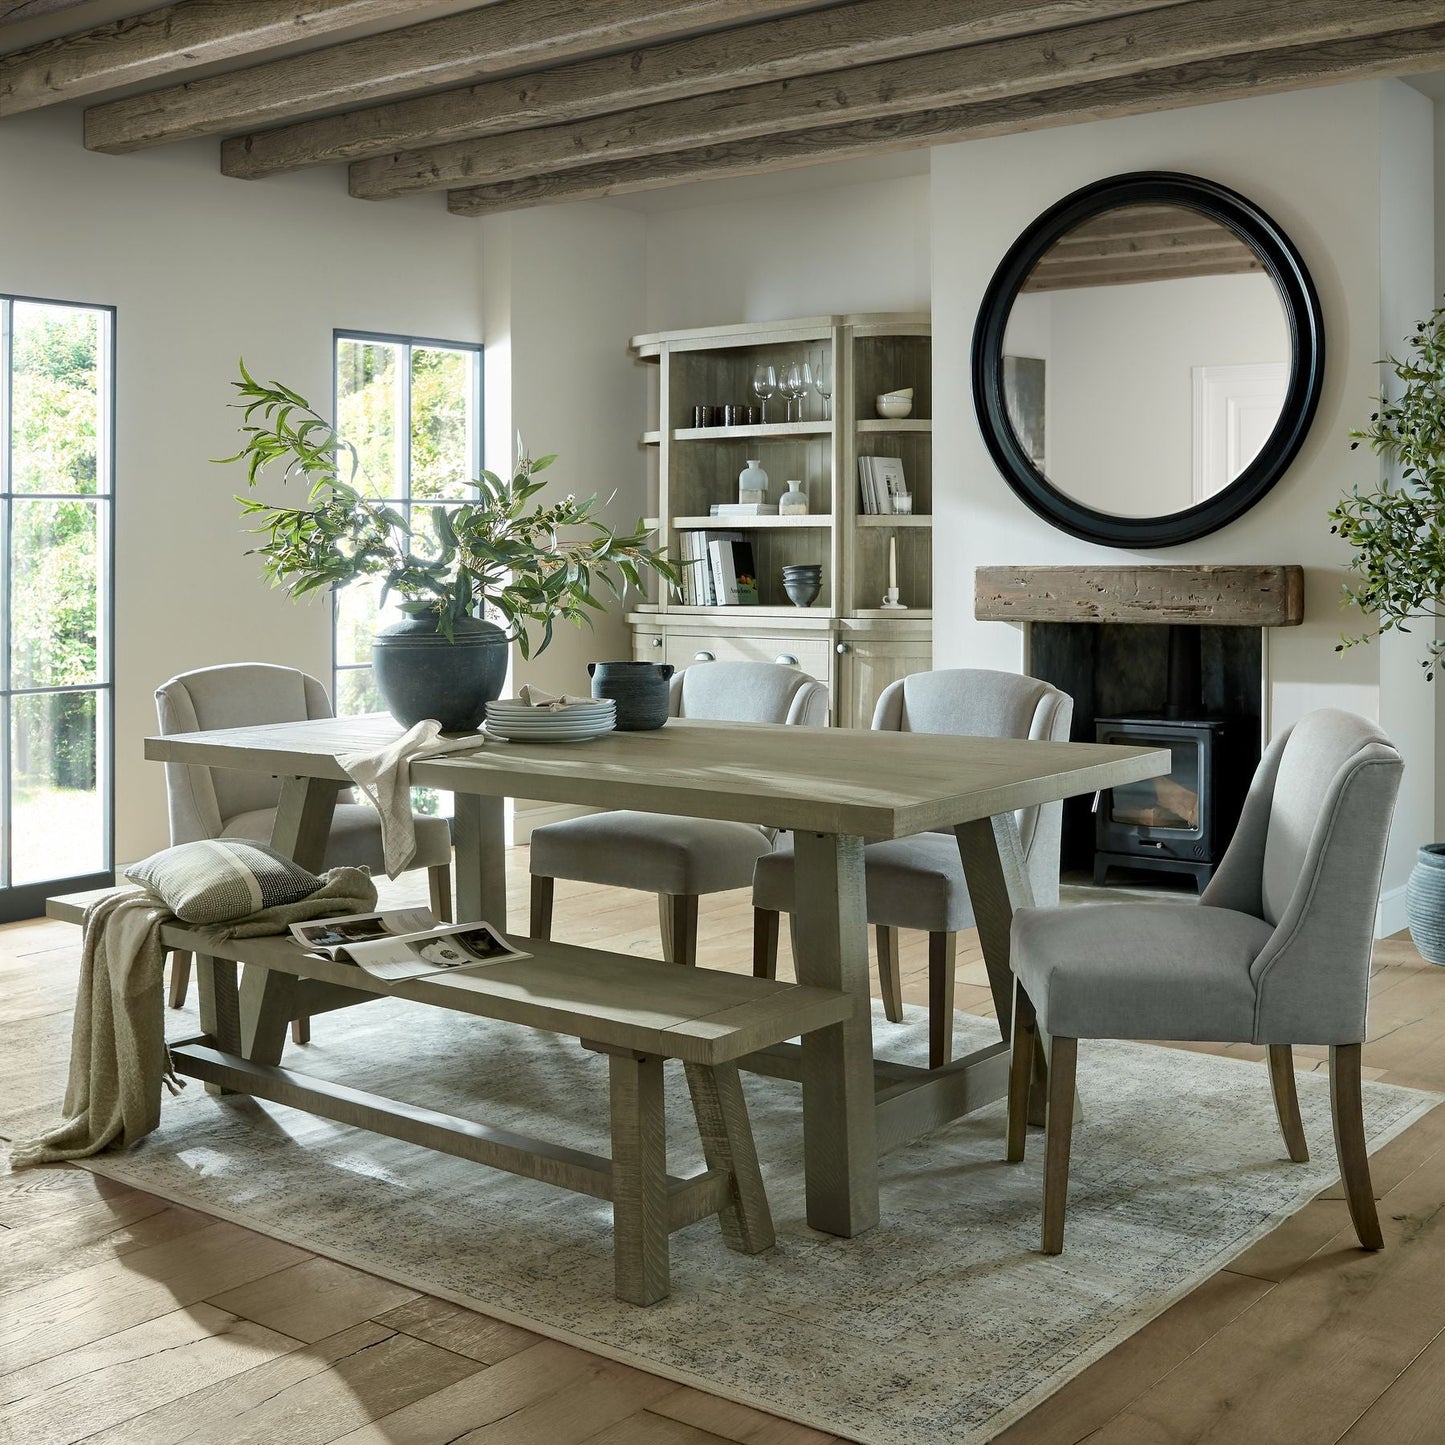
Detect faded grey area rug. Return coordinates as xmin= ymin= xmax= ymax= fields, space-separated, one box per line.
xmin=1 ymin=981 xmax=1437 ymax=1445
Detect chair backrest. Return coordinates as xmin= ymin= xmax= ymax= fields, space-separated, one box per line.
xmin=1202 ymin=708 xmax=1404 ymax=1043
xmin=871 ymin=668 xmax=1073 ymax=904
xmin=155 ymin=663 xmax=335 ymax=843
xmin=667 ymin=661 xmax=829 ymax=726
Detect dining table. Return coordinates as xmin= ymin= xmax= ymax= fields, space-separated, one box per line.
xmin=144 ymin=713 xmax=1168 ymax=1239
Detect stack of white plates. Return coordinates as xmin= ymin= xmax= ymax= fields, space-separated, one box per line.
xmin=483 ymin=698 xmax=616 ymax=743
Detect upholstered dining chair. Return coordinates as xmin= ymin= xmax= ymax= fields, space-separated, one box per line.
xmin=1007 ymin=708 xmax=1404 ymax=1256
xmin=529 ymin=660 xmax=829 ymax=965
xmin=752 ymin=669 xmax=1071 ymax=1068
xmin=156 ymin=663 xmax=454 ymax=1041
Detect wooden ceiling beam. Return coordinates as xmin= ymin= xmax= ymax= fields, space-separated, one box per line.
xmin=1049 ymin=231 xmax=1243 ymax=262
xmin=221 ymin=0 xmax=1182 ymax=179
xmin=82 ymin=0 xmax=816 ymax=154
xmin=358 ymin=0 xmax=1443 ymax=199
xmin=0 ymin=1 xmax=437 ymax=116
xmin=1023 ymin=256 xmax=1265 ymax=289
xmin=446 ymin=20 xmax=1445 ymax=215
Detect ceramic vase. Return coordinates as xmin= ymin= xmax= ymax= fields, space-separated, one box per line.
xmin=738 ymin=459 xmax=769 ymax=505
xmin=372 ymin=614 xmax=508 ymax=732
xmin=779 ymin=480 xmax=809 ymax=516
xmin=588 ymin=660 xmax=674 ymax=730
xmin=1408 ymin=843 xmax=1445 ymax=965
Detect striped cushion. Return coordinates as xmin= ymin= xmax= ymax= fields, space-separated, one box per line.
xmin=126 ymin=839 xmax=324 ymax=925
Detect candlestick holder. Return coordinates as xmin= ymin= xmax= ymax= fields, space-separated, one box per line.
xmin=880 ymin=587 xmax=907 ymax=610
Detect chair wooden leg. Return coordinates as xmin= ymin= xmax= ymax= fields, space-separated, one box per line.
xmin=684 ymin=1061 xmax=775 ymax=1255
xmin=753 ymin=909 xmax=780 ymax=979
xmin=167 ymin=950 xmax=192 ymax=1010
xmin=1007 ymin=982 xmax=1037 ymax=1163
xmin=874 ymin=926 xmax=904 ymax=1023
xmin=427 ymin=863 xmax=453 ymax=924
xmin=1267 ymin=1044 xmax=1310 ymax=1163
xmin=530 ymin=875 xmax=554 ymax=940
xmin=928 ymin=931 xmax=957 ymax=1069
xmin=1042 ymin=1036 xmax=1078 ymax=1255
xmin=290 ymin=1017 xmax=310 ymax=1046
xmin=659 ymin=893 xmax=699 ymax=966
xmin=1331 ymin=1042 xmax=1383 ymax=1250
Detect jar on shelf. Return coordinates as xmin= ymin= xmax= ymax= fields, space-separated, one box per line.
xmin=779 ymin=480 xmax=809 ymax=516
xmin=738 ymin=458 xmax=768 ymax=505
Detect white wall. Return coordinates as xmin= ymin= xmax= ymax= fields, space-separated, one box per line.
xmin=0 ymin=105 xmax=484 ymax=861
xmin=930 ymin=80 xmax=1436 ymax=910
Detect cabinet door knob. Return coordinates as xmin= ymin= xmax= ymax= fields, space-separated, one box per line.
xmin=649 ymin=636 xmax=663 ymax=648
xmin=775 ymin=653 xmax=799 ymax=666
xmin=836 ymin=642 xmax=852 ymax=655
xmin=694 ymin=650 xmax=716 ymax=662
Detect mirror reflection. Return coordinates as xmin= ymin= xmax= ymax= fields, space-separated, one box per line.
xmin=1000 ymin=204 xmax=1290 ymax=519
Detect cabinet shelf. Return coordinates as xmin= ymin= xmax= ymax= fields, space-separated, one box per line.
xmin=673 ymin=515 xmax=832 ymax=529
xmin=856 ymin=419 xmax=932 ymax=433
xmin=640 ymin=430 xmax=662 ymax=446
xmin=855 ymin=514 xmax=932 ymax=527
xmin=674 ymin=422 xmax=830 ymax=442
xmin=666 ymin=604 xmax=830 ymax=618
xmin=850 ymin=607 xmax=933 ymax=620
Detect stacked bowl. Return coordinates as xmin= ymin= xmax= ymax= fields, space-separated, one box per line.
xmin=782 ymin=564 xmax=823 ymax=608
xmin=484 ymin=697 xmax=616 ymax=743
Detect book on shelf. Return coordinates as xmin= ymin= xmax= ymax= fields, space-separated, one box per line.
xmin=708 ymin=536 xmax=760 ymax=606
xmin=710 ymin=503 xmax=779 ymax=516
xmin=858 ymin=455 xmax=907 ymax=514
xmin=676 ymin=528 xmax=744 ymax=605
xmin=289 ymin=908 xmax=529 ymax=984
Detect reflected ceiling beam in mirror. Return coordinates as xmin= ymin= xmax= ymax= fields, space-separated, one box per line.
xmin=1024 ymin=254 xmax=1265 ymax=290
xmin=446 ymin=18 xmax=1445 ymax=215
xmin=223 ymin=0 xmax=1184 ymax=179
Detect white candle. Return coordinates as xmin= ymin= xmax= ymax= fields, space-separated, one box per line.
xmin=888 ymin=536 xmax=898 ymax=590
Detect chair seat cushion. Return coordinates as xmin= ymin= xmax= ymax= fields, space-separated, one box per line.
xmin=222 ymin=804 xmax=452 ymax=875
xmin=1011 ymin=901 xmax=1275 ymax=1042
xmin=753 ymin=833 xmax=975 ymax=932
xmin=531 ymin=811 xmax=773 ymax=896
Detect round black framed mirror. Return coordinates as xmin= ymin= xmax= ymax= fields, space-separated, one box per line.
xmin=971 ymin=172 xmax=1324 ymax=548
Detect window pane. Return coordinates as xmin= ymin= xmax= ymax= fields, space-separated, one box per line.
xmin=336 ymin=338 xmax=405 ymax=499
xmin=335 ymin=578 xmax=407 ymax=669
xmin=12 ymin=690 xmax=103 ymax=884
xmin=11 ymin=499 xmax=100 ymax=689
xmin=410 ymin=346 xmax=477 ymax=500
xmin=336 ymin=666 xmax=383 ymax=717
xmin=11 ymin=303 xmax=102 ymax=495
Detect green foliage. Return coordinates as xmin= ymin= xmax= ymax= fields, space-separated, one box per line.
xmin=221 ymin=364 xmax=678 ymax=659
xmin=1329 ymin=303 xmax=1445 ymax=679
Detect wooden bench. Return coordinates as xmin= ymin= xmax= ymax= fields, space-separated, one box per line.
xmin=49 ymin=889 xmax=855 ymax=1305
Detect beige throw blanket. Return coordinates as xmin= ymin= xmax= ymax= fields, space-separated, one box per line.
xmin=10 ymin=868 xmax=377 ymax=1168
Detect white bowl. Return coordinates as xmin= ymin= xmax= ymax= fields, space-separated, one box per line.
xmin=875 ymin=394 xmax=914 ymax=419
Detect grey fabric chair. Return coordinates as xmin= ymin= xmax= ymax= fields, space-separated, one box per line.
xmin=1008 ymin=708 xmax=1404 ymax=1256
xmin=752 ymin=669 xmax=1071 ymax=1067
xmin=156 ymin=663 xmax=454 ymax=1039
xmin=529 ymin=661 xmax=829 ymax=964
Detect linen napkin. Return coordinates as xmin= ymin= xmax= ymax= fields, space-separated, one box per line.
xmin=515 ymin=684 xmax=597 ymax=710
xmin=338 ymin=719 xmax=485 ymax=878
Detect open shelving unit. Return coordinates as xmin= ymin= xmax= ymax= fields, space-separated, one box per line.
xmin=627 ymin=312 xmax=932 ymax=727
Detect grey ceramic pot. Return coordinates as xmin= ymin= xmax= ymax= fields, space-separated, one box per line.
xmin=372 ymin=615 xmax=508 ymax=732
xmin=1408 ymin=844 xmax=1445 ymax=966
xmin=588 ymin=660 xmax=674 ymax=730
xmin=784 ymin=576 xmax=821 ymax=607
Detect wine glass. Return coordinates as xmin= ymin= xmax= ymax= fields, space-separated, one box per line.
xmin=812 ymin=350 xmax=833 ymax=421
xmin=752 ymin=363 xmax=778 ymax=424
xmin=784 ymin=360 xmax=806 ymax=422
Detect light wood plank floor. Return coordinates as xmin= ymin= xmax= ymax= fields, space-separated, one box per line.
xmin=3 ymin=849 xmax=1445 ymax=1444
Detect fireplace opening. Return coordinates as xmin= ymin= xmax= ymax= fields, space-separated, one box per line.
xmin=1029 ymin=621 xmax=1261 ymax=890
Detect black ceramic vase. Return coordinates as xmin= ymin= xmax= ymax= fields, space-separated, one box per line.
xmin=372 ymin=615 xmax=508 ymax=732
xmin=588 ymin=660 xmax=674 ymax=730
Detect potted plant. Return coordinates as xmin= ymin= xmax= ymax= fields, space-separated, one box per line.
xmin=1328 ymin=300 xmax=1445 ymax=959
xmin=221 ymin=363 xmax=676 ymax=731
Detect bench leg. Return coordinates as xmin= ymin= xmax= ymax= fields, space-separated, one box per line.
xmin=609 ymin=1051 xmax=670 ymax=1305
xmin=241 ymin=966 xmax=301 ymax=1067
xmin=685 ymin=1061 xmax=775 ymax=1255
xmin=167 ymin=950 xmax=192 ymax=1010
xmin=194 ymin=955 xmax=240 ymax=1097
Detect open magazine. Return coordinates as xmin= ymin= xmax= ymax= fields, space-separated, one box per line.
xmin=289 ymin=907 xmax=529 ymax=983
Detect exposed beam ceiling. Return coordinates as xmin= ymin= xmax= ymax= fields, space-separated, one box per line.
xmin=0 ymin=0 xmax=1439 ymax=218
xmin=222 ymin=0 xmax=1177 ymax=180
xmin=0 ymin=0 xmax=437 ymax=114
xmin=83 ymin=0 xmax=817 ymax=152
xmin=352 ymin=0 xmax=1432 ymax=200
xmin=446 ymin=18 xmax=1445 ymax=216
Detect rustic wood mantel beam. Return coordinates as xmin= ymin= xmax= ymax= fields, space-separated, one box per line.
xmin=446 ymin=21 xmax=1445 ymax=216
xmin=222 ymin=0 xmax=1183 ymax=180
xmin=362 ymin=0 xmax=1443 ymax=199
xmin=81 ymin=0 xmax=818 ymax=153
xmin=0 ymin=0 xmax=431 ymax=116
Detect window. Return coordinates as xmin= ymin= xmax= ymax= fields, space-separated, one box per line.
xmin=0 ymin=296 xmax=115 ymax=919
xmin=331 ymin=331 xmax=483 ymax=716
